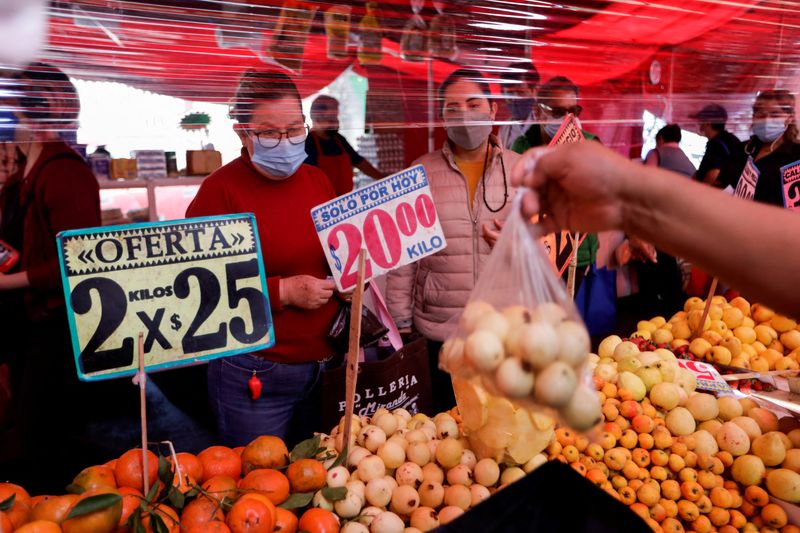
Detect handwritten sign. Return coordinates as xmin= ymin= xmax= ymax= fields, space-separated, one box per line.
xmin=734 ymin=156 xmax=760 ymax=201
xmin=677 ymin=359 xmax=733 ymax=394
xmin=782 ymin=159 xmax=800 ymax=211
xmin=57 ymin=214 xmax=274 ymax=381
xmin=311 ymin=165 xmax=447 ymax=291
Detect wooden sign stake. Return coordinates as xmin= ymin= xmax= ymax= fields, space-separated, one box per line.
xmin=693 ymin=277 xmax=719 ymax=338
xmin=566 ymin=232 xmax=580 ymax=298
xmin=343 ymin=249 xmax=367 ymax=466
xmin=135 ymin=332 xmax=150 ymax=495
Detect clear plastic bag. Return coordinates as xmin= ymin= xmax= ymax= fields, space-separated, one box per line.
xmin=440 ymin=189 xmax=600 ymax=463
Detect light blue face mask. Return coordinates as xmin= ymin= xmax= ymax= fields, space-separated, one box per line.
xmin=753 ymin=118 xmax=786 ymax=143
xmin=251 ymin=135 xmax=307 ymax=179
xmin=543 ymin=121 xmax=561 ymax=139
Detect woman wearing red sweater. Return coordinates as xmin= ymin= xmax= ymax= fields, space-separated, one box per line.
xmin=186 ymin=71 xmax=338 ymax=447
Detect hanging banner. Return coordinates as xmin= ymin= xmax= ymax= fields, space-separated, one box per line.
xmin=781 ymin=159 xmax=800 ymax=211
xmin=57 ymin=214 xmax=274 ymax=381
xmin=734 ymin=156 xmax=760 ymax=201
xmin=311 ymin=165 xmax=447 ymax=292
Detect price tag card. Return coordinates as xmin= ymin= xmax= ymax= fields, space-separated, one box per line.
xmin=57 ymin=214 xmax=274 ymax=381
xmin=550 ymin=113 xmax=585 ymax=147
xmin=782 ymin=159 xmax=800 ymax=211
xmin=734 ymin=156 xmax=760 ymax=201
xmin=311 ymin=165 xmax=447 ymax=291
xmin=677 ymin=359 xmax=733 ymax=394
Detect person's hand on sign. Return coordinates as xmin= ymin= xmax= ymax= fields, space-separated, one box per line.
xmin=481 ymin=218 xmax=505 ymax=248
xmin=280 ymin=275 xmax=335 ymax=310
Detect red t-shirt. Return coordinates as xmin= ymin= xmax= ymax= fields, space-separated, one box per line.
xmin=0 ymin=141 xmax=100 ymax=318
xmin=186 ymin=149 xmax=338 ymax=364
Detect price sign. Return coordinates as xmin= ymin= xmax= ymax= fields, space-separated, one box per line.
xmin=734 ymin=156 xmax=760 ymax=201
xmin=57 ymin=214 xmax=274 ymax=381
xmin=541 ymin=114 xmax=586 ymax=272
xmin=311 ymin=165 xmax=447 ymax=291
xmin=781 ymin=159 xmax=800 ymax=211
xmin=677 ymin=359 xmax=733 ymax=394
xmin=550 ymin=113 xmax=584 ymax=146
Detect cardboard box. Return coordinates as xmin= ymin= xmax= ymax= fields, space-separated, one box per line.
xmin=186 ymin=150 xmax=222 ymax=175
xmin=132 ymin=150 xmax=167 ymax=179
xmin=110 ymin=158 xmax=138 ymax=180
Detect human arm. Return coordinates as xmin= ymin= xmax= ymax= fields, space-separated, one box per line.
xmin=356 ymin=159 xmax=386 ymax=180
xmin=644 ymin=149 xmax=659 ymax=167
xmin=701 ymin=168 xmax=722 ymax=186
xmin=511 ymin=141 xmax=800 ymax=316
xmin=0 ymin=271 xmax=29 ymax=290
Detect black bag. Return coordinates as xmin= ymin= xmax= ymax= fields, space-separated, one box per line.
xmin=321 ymin=337 xmax=432 ymax=430
xmin=436 ymin=461 xmax=652 ymax=533
xmin=328 ymin=303 xmax=389 ymax=353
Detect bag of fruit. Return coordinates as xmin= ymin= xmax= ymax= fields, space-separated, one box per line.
xmin=440 ymin=188 xmax=601 ymax=463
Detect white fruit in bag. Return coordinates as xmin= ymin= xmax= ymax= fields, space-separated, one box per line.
xmin=533 ymin=361 xmax=576 ymax=408
xmin=474 ymin=311 xmax=511 ymax=341
xmin=465 ymin=330 xmax=504 ymax=372
xmin=513 ymin=322 xmax=559 ymax=370
xmin=502 ymin=305 xmax=532 ymax=329
xmin=531 ymin=302 xmax=567 ymax=325
xmin=556 ymin=320 xmax=590 ymax=367
xmin=560 ymin=384 xmax=602 ymax=431
xmin=459 ymin=300 xmax=496 ymax=334
xmin=494 ymin=357 xmax=535 ymax=398
xmin=440 ymin=337 xmax=465 ymax=372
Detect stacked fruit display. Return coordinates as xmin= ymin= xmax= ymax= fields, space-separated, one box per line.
xmin=627 ymin=297 xmax=800 ymax=372
xmin=588 ymin=330 xmax=800 ymax=532
xmin=3 ymin=294 xmax=800 ymax=533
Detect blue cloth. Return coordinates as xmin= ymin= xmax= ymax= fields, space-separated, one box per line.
xmin=575 ymin=265 xmax=617 ymax=336
xmin=0 ymin=110 xmax=18 ymax=142
xmin=208 ymin=353 xmax=333 ymax=447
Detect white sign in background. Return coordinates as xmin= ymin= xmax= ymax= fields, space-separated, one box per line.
xmin=734 ymin=156 xmax=760 ymax=201
xmin=311 ymin=165 xmax=447 ymax=291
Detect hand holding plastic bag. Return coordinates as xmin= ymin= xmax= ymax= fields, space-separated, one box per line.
xmin=440 ymin=188 xmax=601 ymax=462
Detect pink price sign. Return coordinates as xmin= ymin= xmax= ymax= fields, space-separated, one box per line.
xmin=311 ymin=165 xmax=447 ymax=291
xmin=677 ymin=359 xmax=733 ymax=394
xmin=781 ymin=159 xmax=800 ymax=211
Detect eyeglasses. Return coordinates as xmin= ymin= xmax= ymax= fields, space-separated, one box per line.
xmin=538 ymin=103 xmax=583 ymax=118
xmin=248 ymin=124 xmax=309 ymax=148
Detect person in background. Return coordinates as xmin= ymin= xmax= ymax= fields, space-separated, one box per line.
xmin=187 ymin=71 xmax=339 ymax=447
xmin=511 ymin=76 xmax=599 ymax=293
xmin=386 ymin=68 xmax=519 ymax=414
xmin=511 ymin=141 xmax=800 ymax=318
xmin=305 ymin=95 xmax=385 ymax=196
xmin=498 ymin=61 xmax=540 ymax=150
xmin=691 ymin=103 xmax=742 ymax=187
xmin=644 ymin=124 xmax=696 ymax=177
xmin=719 ymin=90 xmax=800 ymax=206
xmin=0 ymin=64 xmax=107 ymax=493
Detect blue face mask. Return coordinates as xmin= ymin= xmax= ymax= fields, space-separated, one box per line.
xmin=753 ymin=118 xmax=786 ymax=143
xmin=543 ymin=121 xmax=561 ymax=139
xmin=251 ymin=136 xmax=307 ymax=179
xmin=507 ymin=98 xmax=535 ymax=121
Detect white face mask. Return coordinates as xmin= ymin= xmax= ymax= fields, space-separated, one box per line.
xmin=753 ymin=117 xmax=787 ymax=143
xmin=444 ymin=110 xmax=493 ymax=150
